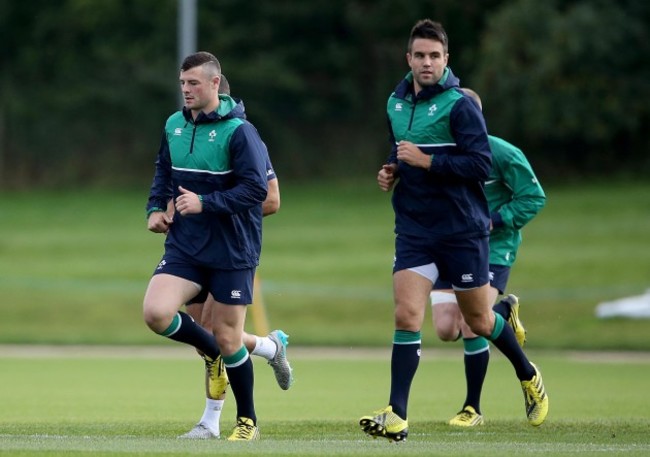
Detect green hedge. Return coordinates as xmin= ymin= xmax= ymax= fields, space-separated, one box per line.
xmin=1 ymin=180 xmax=648 ymax=349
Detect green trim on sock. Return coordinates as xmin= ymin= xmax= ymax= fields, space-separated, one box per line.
xmin=489 ymin=312 xmax=506 ymax=340
xmin=463 ymin=336 xmax=489 ymax=354
xmin=222 ymin=345 xmax=248 ymax=366
xmin=393 ymin=330 xmax=421 ymax=344
xmin=160 ymin=313 xmax=181 ymax=337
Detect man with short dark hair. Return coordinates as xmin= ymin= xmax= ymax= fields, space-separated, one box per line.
xmin=144 ymin=51 xmax=268 ymax=441
xmin=178 ymin=73 xmax=293 ymax=440
xmin=359 ymin=20 xmax=548 ymax=442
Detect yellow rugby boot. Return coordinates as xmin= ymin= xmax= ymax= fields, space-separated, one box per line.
xmin=521 ymin=363 xmax=549 ymax=426
xmin=227 ymin=417 xmax=260 ymax=441
xmin=504 ymin=294 xmax=527 ymax=347
xmin=359 ymin=405 xmax=408 ymax=442
xmin=205 ymin=355 xmax=229 ymax=399
xmin=448 ymin=406 xmax=484 ymax=427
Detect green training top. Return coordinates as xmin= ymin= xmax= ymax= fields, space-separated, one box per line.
xmin=486 ymin=135 xmax=546 ymax=267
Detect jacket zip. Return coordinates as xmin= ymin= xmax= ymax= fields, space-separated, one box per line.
xmin=408 ymin=99 xmax=417 ymax=131
xmin=190 ymin=123 xmax=197 ymax=154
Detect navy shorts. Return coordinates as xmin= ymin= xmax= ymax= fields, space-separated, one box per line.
xmin=186 ymin=289 xmax=208 ymax=306
xmin=434 ymin=264 xmax=511 ymax=294
xmin=394 ymin=233 xmax=490 ymax=289
xmin=153 ymin=253 xmax=255 ymax=305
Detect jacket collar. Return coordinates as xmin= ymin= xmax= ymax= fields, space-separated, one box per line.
xmin=394 ymin=67 xmax=460 ymax=101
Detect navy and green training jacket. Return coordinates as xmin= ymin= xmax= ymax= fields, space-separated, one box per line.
xmin=386 ymin=68 xmax=492 ymax=240
xmin=146 ymin=95 xmax=268 ymax=269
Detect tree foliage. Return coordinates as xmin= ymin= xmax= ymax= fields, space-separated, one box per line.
xmin=0 ymin=0 xmax=647 ymax=188
xmin=473 ymin=0 xmax=650 ymax=176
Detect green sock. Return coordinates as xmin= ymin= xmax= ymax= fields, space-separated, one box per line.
xmin=489 ymin=312 xmax=506 ymax=340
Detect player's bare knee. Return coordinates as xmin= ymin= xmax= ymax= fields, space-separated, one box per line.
xmin=212 ymin=324 xmax=241 ymax=355
xmin=437 ymin=325 xmax=460 ymax=341
xmin=142 ymin=306 xmax=174 ymax=333
xmin=215 ymin=334 xmax=240 ymax=356
xmin=464 ymin=315 xmax=492 ymax=337
xmin=433 ymin=313 xmax=460 ymax=340
xmin=394 ymin=314 xmax=421 ymax=331
xmin=432 ymin=311 xmax=463 ymax=339
xmin=430 ymin=292 xmax=459 ymax=341
xmin=394 ymin=305 xmax=423 ymax=330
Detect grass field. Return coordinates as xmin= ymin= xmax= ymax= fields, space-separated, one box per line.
xmin=1 ymin=179 xmax=649 ymax=349
xmin=1 ymin=347 xmax=649 ymax=456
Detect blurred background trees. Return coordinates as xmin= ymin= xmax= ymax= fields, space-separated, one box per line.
xmin=1 ymin=0 xmax=648 ymax=188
